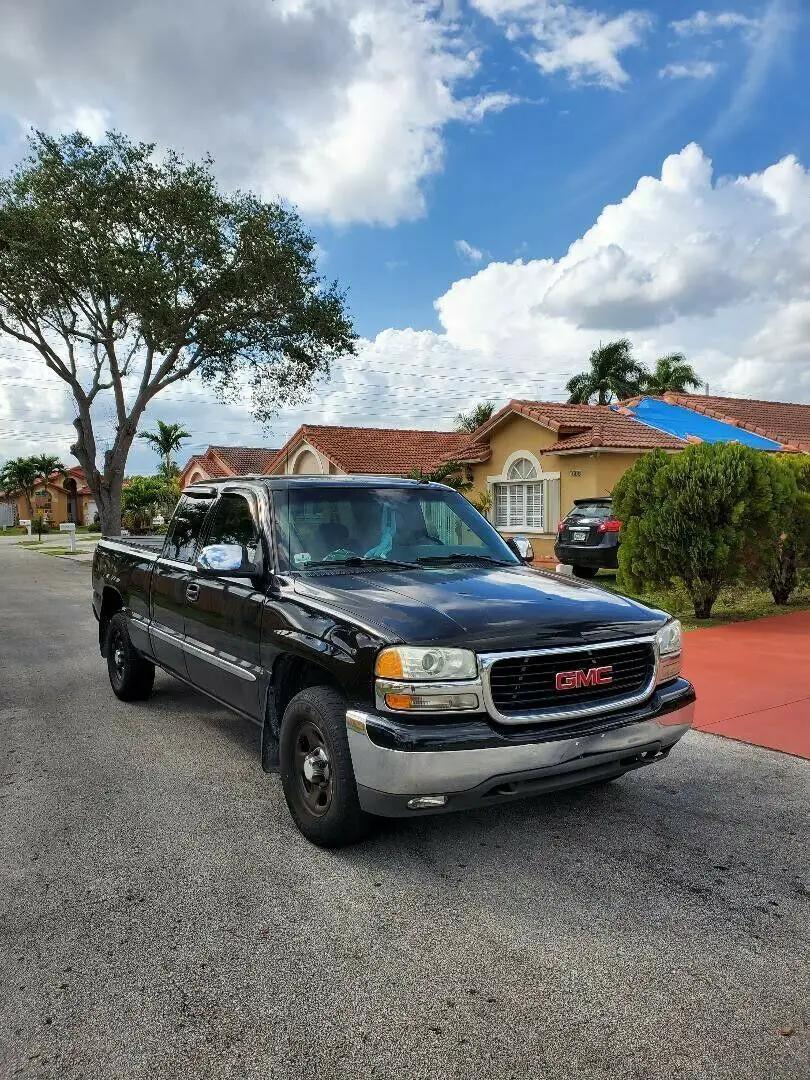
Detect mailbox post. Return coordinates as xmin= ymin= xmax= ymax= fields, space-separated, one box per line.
xmin=20 ymin=519 xmax=31 ymax=537
xmin=59 ymin=521 xmax=77 ymax=553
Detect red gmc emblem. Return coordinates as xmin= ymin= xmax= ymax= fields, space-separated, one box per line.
xmin=555 ymin=666 xmax=613 ymax=691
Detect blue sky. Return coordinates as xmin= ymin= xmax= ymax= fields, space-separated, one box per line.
xmin=321 ymin=0 xmax=808 ymax=338
xmin=0 ymin=0 xmax=808 ymax=473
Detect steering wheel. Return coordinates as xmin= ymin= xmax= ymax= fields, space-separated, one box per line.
xmin=321 ymin=548 xmax=361 ymax=563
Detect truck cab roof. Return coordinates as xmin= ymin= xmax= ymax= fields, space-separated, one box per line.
xmin=183 ymin=474 xmax=449 ymax=495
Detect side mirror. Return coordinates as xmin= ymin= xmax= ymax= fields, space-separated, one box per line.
xmin=196 ymin=543 xmax=259 ymax=577
xmin=507 ymin=536 xmax=534 ymax=564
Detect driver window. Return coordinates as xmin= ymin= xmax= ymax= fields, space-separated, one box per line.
xmin=203 ymin=494 xmax=260 ymax=565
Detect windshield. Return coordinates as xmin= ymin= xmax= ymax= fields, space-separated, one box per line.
xmin=274 ymin=485 xmax=519 ymax=571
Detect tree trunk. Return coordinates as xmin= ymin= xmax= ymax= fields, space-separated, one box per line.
xmin=96 ymin=481 xmax=123 ymax=537
xmin=689 ymin=580 xmax=717 ymax=619
xmin=769 ymin=548 xmax=797 ymax=606
xmin=71 ymin=413 xmax=138 ymax=537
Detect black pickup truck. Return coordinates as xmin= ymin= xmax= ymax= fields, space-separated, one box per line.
xmin=92 ymin=475 xmax=694 ymax=847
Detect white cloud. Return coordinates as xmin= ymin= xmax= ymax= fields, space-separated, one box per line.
xmin=0 ymin=0 xmax=519 ymax=228
xmin=670 ymin=10 xmax=758 ymax=35
xmin=659 ymin=61 xmax=718 ymax=79
xmin=456 ymin=239 xmax=484 ymax=262
xmin=4 ymin=145 xmax=810 ymax=471
xmin=472 ymin=1 xmax=652 ymax=88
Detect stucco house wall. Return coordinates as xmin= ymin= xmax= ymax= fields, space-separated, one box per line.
xmin=470 ymin=414 xmax=646 ymax=560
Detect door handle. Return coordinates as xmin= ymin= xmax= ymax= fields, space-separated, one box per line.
xmin=186 ymin=582 xmax=200 ymax=602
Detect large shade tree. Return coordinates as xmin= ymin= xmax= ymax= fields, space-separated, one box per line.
xmin=566 ymin=339 xmax=648 ymax=405
xmin=643 ymin=353 xmax=704 ymax=395
xmin=0 ymin=131 xmax=356 ymax=534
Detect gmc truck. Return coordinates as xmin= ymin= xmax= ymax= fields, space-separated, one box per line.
xmin=92 ymin=475 xmax=694 ymax=847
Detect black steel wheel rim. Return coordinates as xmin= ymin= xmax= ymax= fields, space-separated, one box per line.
xmin=293 ymin=719 xmax=333 ymax=818
xmin=110 ymin=628 xmax=126 ymax=689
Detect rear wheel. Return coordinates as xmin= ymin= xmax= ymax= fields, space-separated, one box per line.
xmin=572 ymin=565 xmax=599 ymax=579
xmin=279 ymin=686 xmax=371 ymax=848
xmin=106 ymin=612 xmax=155 ymax=701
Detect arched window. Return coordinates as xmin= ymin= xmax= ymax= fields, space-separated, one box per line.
xmin=494 ymin=454 xmax=550 ymax=530
xmin=507 ymin=457 xmax=537 ymax=481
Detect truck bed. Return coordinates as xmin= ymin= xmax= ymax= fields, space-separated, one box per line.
xmin=102 ymin=534 xmax=166 ymax=553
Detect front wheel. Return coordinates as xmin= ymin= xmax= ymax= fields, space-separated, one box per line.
xmin=106 ymin=612 xmax=155 ymax=701
xmin=572 ymin=565 xmax=599 ymax=579
xmin=279 ymin=686 xmax=371 ymax=848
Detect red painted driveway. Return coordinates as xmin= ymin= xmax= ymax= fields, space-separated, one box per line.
xmin=682 ymin=610 xmax=810 ymax=758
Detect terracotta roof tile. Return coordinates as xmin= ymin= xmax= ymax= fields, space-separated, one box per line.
xmin=664 ymin=393 xmax=810 ymax=451
xmin=181 ymin=445 xmax=280 ymax=481
xmin=267 ymin=426 xmax=475 ymax=476
xmin=472 ymin=399 xmax=685 ymax=452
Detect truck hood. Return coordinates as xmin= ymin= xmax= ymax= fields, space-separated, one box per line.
xmin=292 ymin=565 xmax=668 ymax=651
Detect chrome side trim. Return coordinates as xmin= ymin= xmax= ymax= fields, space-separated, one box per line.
xmin=374 ymin=677 xmax=485 ymax=714
xmin=478 ymin=635 xmax=658 ymax=726
xmin=149 ymin=624 xmax=258 ymax=682
xmin=183 ymin=635 xmax=259 ymax=683
xmin=157 ymin=557 xmax=197 ymax=573
xmin=149 ymin=624 xmax=186 ymax=649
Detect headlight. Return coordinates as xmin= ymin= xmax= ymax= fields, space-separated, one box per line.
xmin=655 ymin=619 xmax=682 ymax=685
xmin=375 ymin=646 xmax=478 ymax=682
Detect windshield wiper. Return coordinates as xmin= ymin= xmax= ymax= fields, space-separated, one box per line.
xmin=416 ymin=553 xmax=512 ymax=566
xmin=305 ymin=556 xmax=417 ymax=569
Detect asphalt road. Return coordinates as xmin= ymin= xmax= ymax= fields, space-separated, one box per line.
xmin=1 ymin=546 xmax=808 ymax=1080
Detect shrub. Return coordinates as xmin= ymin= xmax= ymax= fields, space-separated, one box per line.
xmin=468 ymin=489 xmax=493 ymax=516
xmin=749 ymin=454 xmax=810 ymax=604
xmin=613 ymin=443 xmax=796 ymax=619
xmin=31 ymin=513 xmax=49 ymax=537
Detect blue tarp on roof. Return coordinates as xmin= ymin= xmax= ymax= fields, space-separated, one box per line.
xmin=616 ymin=397 xmax=783 ymax=451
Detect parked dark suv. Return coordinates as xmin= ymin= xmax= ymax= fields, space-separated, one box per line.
xmin=555 ymin=497 xmax=620 ymax=578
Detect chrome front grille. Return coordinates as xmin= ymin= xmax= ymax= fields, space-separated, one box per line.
xmin=479 ymin=637 xmax=657 ymax=725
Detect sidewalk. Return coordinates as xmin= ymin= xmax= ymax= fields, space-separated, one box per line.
xmin=683 ymin=610 xmax=810 ymax=758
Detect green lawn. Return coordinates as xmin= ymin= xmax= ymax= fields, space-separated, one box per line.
xmin=594 ymin=572 xmax=810 ymax=630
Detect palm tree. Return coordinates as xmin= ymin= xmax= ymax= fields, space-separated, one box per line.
xmin=31 ymin=455 xmax=67 ymax=482
xmin=455 ymin=401 xmax=495 ymax=433
xmin=408 ymin=461 xmax=472 ymax=492
xmin=643 ymin=353 xmax=704 ymax=395
xmin=139 ymin=421 xmax=191 ymax=474
xmin=0 ymin=457 xmax=40 ymax=516
xmin=566 ymin=339 xmax=648 ymax=405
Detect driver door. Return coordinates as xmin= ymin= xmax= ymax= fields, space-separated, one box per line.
xmin=182 ymin=490 xmax=264 ymax=720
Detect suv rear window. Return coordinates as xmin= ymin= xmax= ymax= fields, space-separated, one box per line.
xmin=568 ymin=502 xmax=612 ymax=520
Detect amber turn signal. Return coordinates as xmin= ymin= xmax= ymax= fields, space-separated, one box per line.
xmin=375 ymin=649 xmax=404 ymax=679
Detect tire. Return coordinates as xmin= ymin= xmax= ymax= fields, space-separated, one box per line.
xmin=572 ymin=565 xmax=599 ymax=579
xmin=279 ymin=686 xmax=371 ymax=848
xmin=106 ymin=612 xmax=155 ymax=702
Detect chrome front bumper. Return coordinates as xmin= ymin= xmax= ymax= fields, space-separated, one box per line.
xmin=346 ymin=697 xmax=694 ymax=817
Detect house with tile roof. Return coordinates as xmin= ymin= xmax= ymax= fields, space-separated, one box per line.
xmin=265 ymin=425 xmax=475 ymax=478
xmin=1 ymin=465 xmax=95 ymax=527
xmin=180 ymin=445 xmax=281 ymax=487
xmin=656 ymin=392 xmax=810 ymax=452
xmin=455 ymin=395 xmax=806 ymax=559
